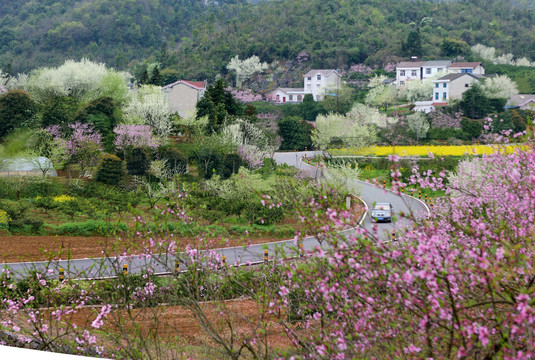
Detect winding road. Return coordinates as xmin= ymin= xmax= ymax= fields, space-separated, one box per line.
xmin=2 ymin=151 xmax=428 ymax=280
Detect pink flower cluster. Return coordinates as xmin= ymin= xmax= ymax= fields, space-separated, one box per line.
xmin=349 ymin=64 xmax=373 ymax=75
xmin=113 ymin=124 xmax=159 ymax=152
xmin=269 ymin=141 xmax=535 ymax=358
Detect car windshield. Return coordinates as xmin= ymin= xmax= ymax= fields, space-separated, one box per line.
xmin=375 ymin=204 xmax=390 ymax=210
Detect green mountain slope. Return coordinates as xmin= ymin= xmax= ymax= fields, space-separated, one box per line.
xmin=0 ymin=0 xmax=534 ymax=81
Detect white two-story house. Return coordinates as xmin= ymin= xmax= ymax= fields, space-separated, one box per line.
xmin=271 ymin=69 xmax=342 ymax=104
xmin=303 ymin=69 xmax=342 ymax=101
xmin=396 ymin=60 xmax=451 ymax=88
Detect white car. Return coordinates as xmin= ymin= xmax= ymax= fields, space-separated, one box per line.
xmin=370 ymin=203 xmax=393 ymax=223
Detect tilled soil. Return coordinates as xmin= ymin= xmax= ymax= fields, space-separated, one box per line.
xmin=0 ymin=235 xmax=295 ymax=263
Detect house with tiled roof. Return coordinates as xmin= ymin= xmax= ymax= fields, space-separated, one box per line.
xmin=162 ymin=80 xmax=207 ymax=118
xmin=432 ymin=73 xmax=487 ymax=102
xmin=270 ymin=69 xmax=342 ymax=104
xmin=270 ymin=88 xmax=307 ymax=104
xmin=448 ymin=62 xmax=485 ymax=75
xmin=414 ymin=73 xmax=489 ymax=113
xmin=395 ymin=60 xmax=487 ymax=88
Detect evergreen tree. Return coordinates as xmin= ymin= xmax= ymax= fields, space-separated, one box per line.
xmin=196 ymin=79 xmax=243 ymax=133
xmin=150 ymin=66 xmax=162 ymax=86
xmin=278 ymin=116 xmax=313 ymax=151
xmin=139 ymin=67 xmax=149 ymax=85
xmin=95 ymin=154 xmax=125 ymax=185
xmin=459 ymin=84 xmax=506 ymax=119
xmin=402 ymin=29 xmax=423 ymax=57
xmin=127 ymin=147 xmax=150 ymax=176
xmin=300 ymin=94 xmax=321 ymax=121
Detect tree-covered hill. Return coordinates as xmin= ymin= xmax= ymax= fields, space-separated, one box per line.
xmin=0 ymin=0 xmax=534 ymax=82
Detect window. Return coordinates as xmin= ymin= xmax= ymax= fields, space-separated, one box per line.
xmin=435 ymin=83 xmax=439 ymax=88
xmin=298 ymin=95 xmax=302 ymax=101
xmin=443 ymin=92 xmax=447 ymax=100
xmin=411 ymin=70 xmax=417 ymax=77
xmin=426 ymin=68 xmax=431 ymax=75
xmin=307 ymin=77 xmax=311 ymax=81
xmin=276 ymin=95 xmax=280 ymax=102
xmin=400 ymin=70 xmax=405 ymax=76
xmin=443 ymin=83 xmax=447 ymax=88
xmin=289 ymin=95 xmax=293 ymax=101
xmin=400 ymin=81 xmax=405 ymax=85
xmin=317 ymin=74 xmax=321 ymax=80
xmin=461 ymin=69 xmax=473 ymax=74
xmin=307 ymin=84 xmax=311 ymax=90
xmin=435 ymin=93 xmax=439 ymax=100
xmin=437 ymin=68 xmax=443 ymax=72
xmin=316 ymin=84 xmax=320 ymax=88
xmin=316 ymin=95 xmax=320 ymax=101
xmin=465 ymin=84 xmax=469 ymax=88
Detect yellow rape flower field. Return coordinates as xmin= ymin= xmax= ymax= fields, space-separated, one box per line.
xmin=329 ymin=144 xmax=530 ymax=157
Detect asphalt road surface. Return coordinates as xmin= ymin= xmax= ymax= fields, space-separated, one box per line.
xmin=2 ymin=151 xmax=428 ymax=280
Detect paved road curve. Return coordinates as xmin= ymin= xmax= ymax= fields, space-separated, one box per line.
xmin=2 ymin=152 xmax=428 ymax=280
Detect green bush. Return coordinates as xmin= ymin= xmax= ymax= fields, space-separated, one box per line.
xmin=220 ymin=153 xmax=242 ymax=179
xmin=57 ymin=198 xmax=84 ymax=220
xmin=163 ymin=147 xmax=188 ymax=175
xmin=195 ymin=148 xmax=223 ymax=179
xmin=95 ymin=153 xmax=125 ymax=185
xmin=461 ymin=118 xmax=483 ymax=140
xmin=127 ymin=147 xmax=150 ymax=176
xmin=0 ymin=199 xmax=30 ymax=221
xmin=34 ymin=196 xmax=58 ymax=213
xmin=244 ymin=202 xmax=284 ymax=225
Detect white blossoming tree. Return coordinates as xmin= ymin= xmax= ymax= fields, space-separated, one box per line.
xmin=406 ymin=112 xmax=430 ymax=141
xmin=348 ymin=103 xmax=396 ymax=128
xmin=481 ymin=75 xmax=519 ymax=100
xmin=312 ymin=112 xmax=377 ymax=150
xmin=123 ymin=85 xmax=172 ymax=137
xmin=26 ymin=59 xmax=130 ymax=104
xmin=226 ymin=55 xmax=268 ymax=88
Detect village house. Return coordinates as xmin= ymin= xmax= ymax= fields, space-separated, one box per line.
xmin=414 ymin=73 xmax=488 ymax=113
xmin=270 ymin=69 xmax=342 ymax=104
xmin=162 ymin=80 xmax=207 ymax=118
xmin=395 ymin=60 xmax=485 ymax=88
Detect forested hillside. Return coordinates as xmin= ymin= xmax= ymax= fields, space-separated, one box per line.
xmin=0 ymin=0 xmax=534 ymax=82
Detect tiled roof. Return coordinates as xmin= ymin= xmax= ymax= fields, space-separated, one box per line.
xmin=273 ymin=88 xmax=306 ymax=94
xmin=448 ymin=62 xmax=483 ymax=68
xmin=396 ymin=61 xmax=426 ymax=68
xmin=422 ymin=60 xmax=452 ymax=67
xmin=303 ymin=69 xmax=339 ymax=77
xmin=435 ymin=73 xmax=469 ymax=81
xmin=509 ymin=94 xmax=535 ymax=107
xmin=162 ymin=80 xmax=206 ymax=90
xmin=435 ymin=73 xmax=487 ymax=82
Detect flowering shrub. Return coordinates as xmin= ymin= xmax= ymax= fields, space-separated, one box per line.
xmin=0 ymin=209 xmax=11 ymax=228
xmin=113 ymin=124 xmax=159 ymax=153
xmin=52 ymin=194 xmax=75 ymax=203
xmin=268 ymin=142 xmax=535 ymax=359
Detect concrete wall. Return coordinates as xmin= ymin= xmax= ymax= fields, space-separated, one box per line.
xmin=165 ymin=83 xmax=202 ymax=118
